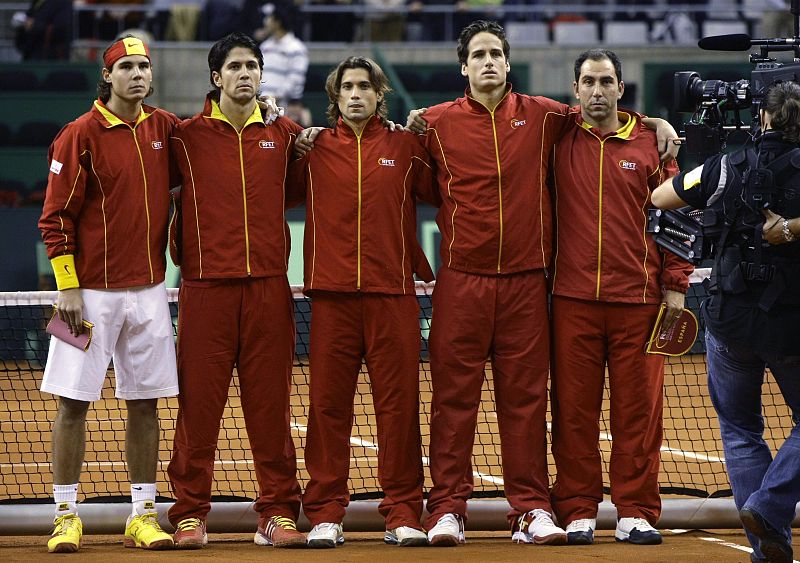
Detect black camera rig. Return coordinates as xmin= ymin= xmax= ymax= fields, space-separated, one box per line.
xmin=673 ymin=0 xmax=800 ymax=162
xmin=647 ymin=2 xmax=800 ymax=264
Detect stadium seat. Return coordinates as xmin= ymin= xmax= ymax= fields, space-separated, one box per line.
xmin=505 ymin=22 xmax=549 ymax=46
xmin=702 ymin=20 xmax=749 ymax=38
xmin=0 ymin=69 xmax=38 ymax=91
xmin=553 ymin=21 xmax=599 ymax=46
xmin=41 ymin=70 xmax=90 ymax=92
xmin=604 ymin=21 xmax=649 ymax=45
xmin=13 ymin=121 xmax=64 ymax=147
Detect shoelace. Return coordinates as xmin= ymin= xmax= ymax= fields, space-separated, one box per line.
xmin=55 ymin=515 xmax=78 ymax=534
xmin=628 ymin=517 xmax=654 ymax=530
xmin=272 ymin=516 xmax=298 ymax=531
xmin=135 ymin=513 xmax=165 ymax=532
xmin=438 ymin=514 xmax=459 ymax=527
xmin=314 ymin=522 xmax=339 ymax=532
xmin=177 ymin=518 xmax=202 ymax=531
xmin=567 ymin=519 xmax=594 ymax=531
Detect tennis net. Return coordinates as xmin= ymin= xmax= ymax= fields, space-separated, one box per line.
xmin=0 ymin=277 xmax=792 ymax=505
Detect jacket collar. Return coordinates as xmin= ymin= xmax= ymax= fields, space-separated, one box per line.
xmin=578 ymin=110 xmax=637 ymax=140
xmin=464 ymin=83 xmax=513 ymax=113
xmin=202 ymin=95 xmax=265 ymax=129
xmin=92 ymin=98 xmax=151 ymax=128
xmin=335 ymin=114 xmax=384 ymax=138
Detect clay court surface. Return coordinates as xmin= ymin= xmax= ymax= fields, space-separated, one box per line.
xmin=3 ymin=530 xmax=799 ymax=562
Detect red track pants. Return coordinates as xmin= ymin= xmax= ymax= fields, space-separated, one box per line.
xmin=302 ymin=292 xmax=424 ymax=529
xmin=425 ymin=267 xmax=552 ymax=529
xmin=550 ymin=295 xmax=664 ymax=526
xmin=167 ymin=276 xmax=300 ymax=525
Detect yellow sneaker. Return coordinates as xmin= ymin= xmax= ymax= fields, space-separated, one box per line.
xmin=47 ymin=513 xmax=82 ymax=553
xmin=124 ymin=512 xmax=174 ymax=550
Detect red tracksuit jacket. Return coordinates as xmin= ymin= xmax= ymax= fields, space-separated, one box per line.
xmin=291 ymin=116 xmax=438 ymax=295
xmin=39 ymin=100 xmax=179 ymax=289
xmin=170 ymin=96 xmax=302 ymax=280
xmin=422 ymin=87 xmax=571 ymax=275
xmin=551 ymin=112 xmax=692 ymax=302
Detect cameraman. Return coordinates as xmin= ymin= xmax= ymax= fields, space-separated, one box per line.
xmin=651 ymin=81 xmax=800 ymax=563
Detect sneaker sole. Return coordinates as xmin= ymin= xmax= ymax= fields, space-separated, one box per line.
xmin=175 ymin=540 xmax=206 ymax=550
xmin=429 ymin=534 xmax=462 ymax=547
xmin=567 ymin=532 xmax=594 ymax=545
xmin=48 ymin=541 xmax=80 ymax=553
xmin=740 ymin=510 xmax=792 ymax=563
xmin=123 ymin=538 xmax=174 ymax=550
xmin=614 ymin=532 xmax=663 ymax=545
xmin=533 ymin=532 xmax=568 ymax=546
xmin=398 ymin=537 xmax=429 ymax=547
xmin=272 ymin=538 xmax=308 ymax=549
xmin=307 ymin=538 xmax=341 ymax=548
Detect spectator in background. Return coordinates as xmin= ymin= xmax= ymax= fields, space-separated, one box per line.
xmin=363 ymin=0 xmax=407 ymax=41
xmin=256 ymin=1 xmax=311 ymax=126
xmin=13 ymin=0 xmax=73 ymax=60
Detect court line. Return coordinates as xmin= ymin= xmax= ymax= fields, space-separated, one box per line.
xmin=700 ymin=536 xmax=800 ymax=562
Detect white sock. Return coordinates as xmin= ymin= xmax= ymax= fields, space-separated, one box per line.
xmin=131 ymin=483 xmax=157 ymax=516
xmin=53 ymin=484 xmax=78 ymax=516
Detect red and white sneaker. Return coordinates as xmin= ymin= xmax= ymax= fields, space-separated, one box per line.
xmin=254 ymin=515 xmax=306 ymax=548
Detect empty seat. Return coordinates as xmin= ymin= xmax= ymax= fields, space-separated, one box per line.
xmin=14 ymin=122 xmax=64 ymax=147
xmin=41 ymin=70 xmax=90 ymax=92
xmin=505 ymin=22 xmax=549 ymax=46
xmin=0 ymin=69 xmax=39 ymax=91
xmin=553 ymin=21 xmax=599 ymax=46
xmin=604 ymin=21 xmax=649 ymax=45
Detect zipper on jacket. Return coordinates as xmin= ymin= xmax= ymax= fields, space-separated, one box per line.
xmin=236 ymin=129 xmax=252 ymax=275
xmin=356 ymin=131 xmax=363 ymax=289
xmin=489 ymin=110 xmax=504 ymax=273
xmin=595 ymin=137 xmax=606 ymax=299
xmin=131 ymin=125 xmax=154 ymax=284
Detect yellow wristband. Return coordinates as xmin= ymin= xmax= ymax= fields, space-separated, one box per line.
xmin=51 ymin=255 xmax=80 ymax=290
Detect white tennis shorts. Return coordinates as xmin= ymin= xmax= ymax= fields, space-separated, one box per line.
xmin=41 ymin=282 xmax=178 ymax=402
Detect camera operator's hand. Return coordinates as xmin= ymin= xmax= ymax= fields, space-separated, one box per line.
xmin=642 ymin=117 xmax=680 ymax=162
xmin=661 ymin=289 xmax=686 ymax=333
xmin=762 ymin=209 xmax=800 ymax=245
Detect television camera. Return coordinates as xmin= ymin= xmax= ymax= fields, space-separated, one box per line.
xmin=647 ymin=1 xmax=800 ymax=264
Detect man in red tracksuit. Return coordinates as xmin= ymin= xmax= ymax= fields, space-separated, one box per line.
xmin=166 ymin=32 xmax=305 ymax=549
xmin=291 ymin=56 xmax=439 ymax=549
xmin=413 ymin=20 xmax=574 ymax=546
xmin=549 ymin=49 xmax=692 ymax=546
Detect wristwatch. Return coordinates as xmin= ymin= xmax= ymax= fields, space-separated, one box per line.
xmin=782 ymin=218 xmax=797 ymax=242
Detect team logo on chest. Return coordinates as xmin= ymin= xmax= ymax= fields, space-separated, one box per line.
xmin=151 ymin=140 xmax=163 ymax=150
xmin=619 ymin=159 xmax=637 ymax=170
xmin=510 ymin=118 xmax=527 ymax=129
xmin=378 ymin=157 xmax=396 ymax=167
xmin=259 ymin=140 xmax=275 ymax=149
